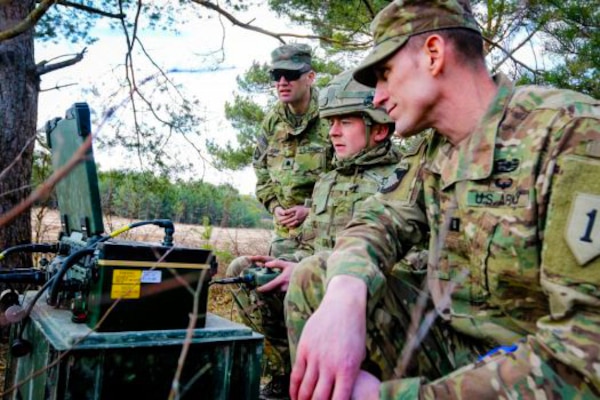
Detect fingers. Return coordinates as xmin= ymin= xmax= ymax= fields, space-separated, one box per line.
xmin=298 ymin=359 xmax=319 ymax=400
xmin=290 ymin=354 xmax=307 ymax=400
xmin=279 ymin=215 xmax=297 ymax=227
xmin=265 ymin=259 xmax=292 ymax=269
xmin=256 ymin=273 xmax=283 ymax=292
xmin=331 ymin=371 xmax=355 ymax=400
xmin=248 ymin=255 xmax=274 ymax=263
xmin=312 ymin=372 xmax=335 ymax=400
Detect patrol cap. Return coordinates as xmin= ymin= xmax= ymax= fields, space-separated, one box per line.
xmin=270 ymin=43 xmax=313 ymax=71
xmin=353 ymin=0 xmax=481 ymax=87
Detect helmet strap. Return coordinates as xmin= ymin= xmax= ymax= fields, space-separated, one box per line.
xmin=362 ymin=115 xmax=373 ymax=145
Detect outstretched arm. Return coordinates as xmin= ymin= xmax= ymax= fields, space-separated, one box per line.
xmin=290 ymin=275 xmax=368 ymax=400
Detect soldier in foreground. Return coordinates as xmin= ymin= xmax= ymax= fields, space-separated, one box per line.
xmin=285 ymin=0 xmax=600 ymax=399
xmin=253 ymin=43 xmax=333 ymax=259
xmin=228 ymin=70 xmax=408 ymax=399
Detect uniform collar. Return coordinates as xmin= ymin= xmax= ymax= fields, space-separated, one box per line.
xmin=333 ymin=140 xmax=401 ymax=175
xmin=277 ymin=88 xmax=321 ymax=136
xmin=428 ymin=73 xmax=514 ymax=190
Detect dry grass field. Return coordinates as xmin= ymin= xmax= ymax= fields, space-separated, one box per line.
xmin=0 ymin=209 xmax=272 ymax=392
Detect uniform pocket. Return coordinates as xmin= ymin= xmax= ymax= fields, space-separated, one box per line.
xmin=294 ymin=145 xmax=327 ymax=174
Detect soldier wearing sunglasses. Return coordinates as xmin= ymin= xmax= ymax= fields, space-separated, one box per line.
xmin=254 ymin=44 xmax=333 ymax=259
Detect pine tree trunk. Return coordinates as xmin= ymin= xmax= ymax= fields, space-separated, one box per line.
xmin=0 ymin=1 xmax=38 ymax=268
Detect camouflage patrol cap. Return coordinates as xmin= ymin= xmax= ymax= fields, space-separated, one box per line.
xmin=270 ymin=43 xmax=313 ymax=71
xmin=353 ymin=0 xmax=481 ymax=87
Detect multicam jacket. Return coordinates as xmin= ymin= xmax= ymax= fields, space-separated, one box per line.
xmin=326 ymin=74 xmax=600 ymax=397
xmin=288 ymin=140 xmax=403 ymax=261
xmin=253 ymin=88 xmax=333 ymax=240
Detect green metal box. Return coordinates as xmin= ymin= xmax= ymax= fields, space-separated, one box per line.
xmin=88 ymin=241 xmax=214 ymax=332
xmin=5 ymin=292 xmax=263 ymax=399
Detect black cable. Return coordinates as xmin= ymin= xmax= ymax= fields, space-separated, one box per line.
xmin=0 ymin=243 xmax=59 ymax=263
xmin=46 ymin=248 xmax=96 ymax=307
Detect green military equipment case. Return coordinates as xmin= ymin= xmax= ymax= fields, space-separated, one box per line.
xmin=4 ymin=102 xmax=264 ymax=399
xmin=88 ymin=241 xmax=214 ymax=332
xmin=4 ymin=293 xmax=263 ymax=399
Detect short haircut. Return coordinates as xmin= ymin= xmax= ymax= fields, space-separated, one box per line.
xmin=407 ymin=28 xmax=485 ymax=69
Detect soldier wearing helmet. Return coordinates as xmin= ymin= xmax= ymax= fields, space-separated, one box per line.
xmin=227 ymin=70 xmax=415 ymax=400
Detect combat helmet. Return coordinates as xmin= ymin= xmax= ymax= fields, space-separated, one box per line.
xmin=319 ymin=70 xmax=392 ymax=125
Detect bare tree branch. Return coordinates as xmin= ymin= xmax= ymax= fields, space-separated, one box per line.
xmin=485 ymin=36 xmax=540 ymax=75
xmin=360 ymin=0 xmax=376 ymax=19
xmin=56 ymin=0 xmax=125 ymax=19
xmin=0 ymin=134 xmax=36 ymax=183
xmin=490 ymin=25 xmax=541 ymax=74
xmin=0 ymin=135 xmax=92 ymax=229
xmin=0 ymin=0 xmax=56 ymax=42
xmin=38 ymin=81 xmax=78 ymax=92
xmin=190 ymin=0 xmax=371 ymax=48
xmin=36 ymin=47 xmax=87 ymax=76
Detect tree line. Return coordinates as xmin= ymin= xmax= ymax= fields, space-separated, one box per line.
xmin=32 ymin=161 xmax=270 ymax=229
xmin=97 ymin=170 xmax=270 ymax=228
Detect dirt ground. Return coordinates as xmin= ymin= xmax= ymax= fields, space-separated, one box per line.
xmin=0 ymin=209 xmax=272 ymax=393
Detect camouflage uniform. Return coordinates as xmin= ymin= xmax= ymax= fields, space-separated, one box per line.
xmin=231 ymin=70 xmax=406 ymax=381
xmin=286 ymin=0 xmax=600 ymax=398
xmin=253 ymin=45 xmax=333 ymax=258
xmin=231 ymin=140 xmax=403 ymax=376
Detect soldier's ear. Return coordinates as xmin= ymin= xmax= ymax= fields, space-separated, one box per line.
xmin=423 ymin=34 xmax=445 ymax=77
xmin=371 ymin=124 xmax=390 ymax=143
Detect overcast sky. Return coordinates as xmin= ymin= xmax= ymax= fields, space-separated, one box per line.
xmin=35 ymin=4 xmax=299 ymax=195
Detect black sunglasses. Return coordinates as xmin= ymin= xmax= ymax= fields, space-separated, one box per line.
xmin=270 ymin=67 xmax=311 ymax=82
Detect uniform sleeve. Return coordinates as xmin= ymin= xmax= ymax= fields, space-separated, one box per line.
xmin=326 ymin=193 xmax=428 ymax=297
xmin=325 ymin=138 xmax=431 ymax=297
xmin=253 ymin=120 xmax=280 ymax=213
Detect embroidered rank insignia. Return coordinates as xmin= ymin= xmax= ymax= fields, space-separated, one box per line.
xmin=493 ymin=158 xmax=520 ymax=174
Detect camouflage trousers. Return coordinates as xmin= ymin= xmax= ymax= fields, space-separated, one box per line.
xmin=269 ymin=233 xmax=300 ymax=259
xmin=284 ymin=251 xmax=487 ymax=382
xmin=226 ymin=256 xmax=290 ymax=377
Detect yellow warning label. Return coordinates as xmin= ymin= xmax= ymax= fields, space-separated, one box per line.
xmin=111 ymin=269 xmax=142 ymax=299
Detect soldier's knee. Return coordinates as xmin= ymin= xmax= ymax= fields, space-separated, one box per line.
xmin=226 ymin=256 xmax=253 ymax=277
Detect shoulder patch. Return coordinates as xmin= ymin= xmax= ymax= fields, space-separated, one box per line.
xmin=379 ymin=168 xmax=408 ymax=194
xmin=566 ymin=193 xmax=600 ymax=265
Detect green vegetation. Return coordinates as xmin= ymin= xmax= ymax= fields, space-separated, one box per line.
xmin=208 ymin=0 xmax=599 ymax=170
xmin=96 ymin=170 xmax=270 ymax=228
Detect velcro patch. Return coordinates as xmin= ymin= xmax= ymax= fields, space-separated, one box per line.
xmin=566 ymin=193 xmax=600 ymax=266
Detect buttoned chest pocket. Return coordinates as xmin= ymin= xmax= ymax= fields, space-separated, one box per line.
xmin=467 ymin=210 xmax=542 ymax=309
xmin=265 ymin=147 xmax=287 ymax=170
xmin=294 ymin=145 xmax=327 ymax=175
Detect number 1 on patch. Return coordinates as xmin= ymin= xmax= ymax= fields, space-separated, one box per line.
xmin=566 ymin=193 xmax=600 ymax=265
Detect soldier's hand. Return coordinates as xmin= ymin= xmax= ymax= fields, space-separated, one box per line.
xmin=247 ymin=255 xmax=275 ymax=266
xmin=288 ymin=205 xmax=310 ymax=227
xmin=276 ymin=207 xmax=298 ymax=227
xmin=257 ymin=259 xmax=297 ymax=292
xmin=290 ymin=275 xmax=367 ymax=400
